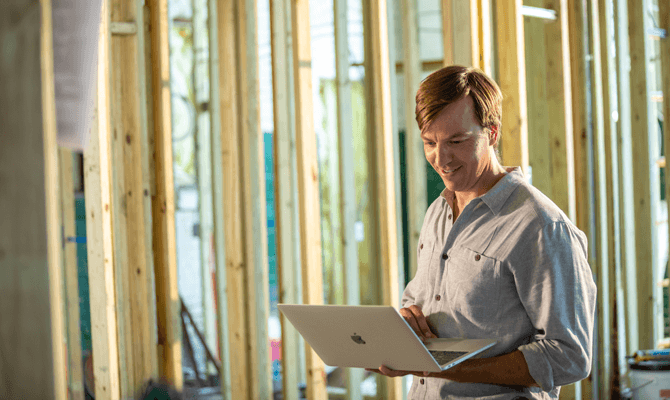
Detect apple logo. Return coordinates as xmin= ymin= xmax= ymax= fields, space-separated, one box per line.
xmin=351 ymin=333 xmax=366 ymax=344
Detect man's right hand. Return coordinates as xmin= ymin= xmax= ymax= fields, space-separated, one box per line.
xmin=399 ymin=305 xmax=438 ymax=340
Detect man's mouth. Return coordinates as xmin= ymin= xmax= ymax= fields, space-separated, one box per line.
xmin=440 ymin=166 xmax=460 ymax=176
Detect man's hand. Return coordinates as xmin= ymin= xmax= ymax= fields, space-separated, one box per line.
xmin=365 ymin=365 xmax=430 ymax=378
xmin=399 ymin=305 xmax=438 ymax=339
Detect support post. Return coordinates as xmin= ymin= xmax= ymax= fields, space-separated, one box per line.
xmin=495 ymin=0 xmax=529 ymax=172
xmin=148 ymin=0 xmax=183 ymax=389
xmin=628 ymin=0 xmax=657 ymax=350
xmin=291 ymin=0 xmax=328 ymax=397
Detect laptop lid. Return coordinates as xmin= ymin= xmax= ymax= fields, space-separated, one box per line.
xmin=277 ymin=304 xmax=496 ymax=373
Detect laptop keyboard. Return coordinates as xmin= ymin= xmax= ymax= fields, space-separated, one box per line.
xmin=429 ymin=350 xmax=468 ymax=365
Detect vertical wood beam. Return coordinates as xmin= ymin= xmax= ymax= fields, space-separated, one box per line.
xmin=148 ymin=0 xmax=183 ymax=389
xmin=110 ymin=0 xmax=159 ymax=395
xmin=59 ymin=149 xmax=85 ymax=400
xmin=597 ymin=0 xmax=622 ymax=395
xmin=333 ymin=0 xmax=365 ymax=396
xmin=524 ymin=0 xmax=550 ymax=192
xmin=495 ymin=0 xmax=529 ymax=172
xmin=218 ymin=0 xmax=250 ymax=397
xmin=192 ymin=0 xmax=218 ymax=376
xmin=628 ymin=0 xmax=656 ymax=350
xmin=206 ymin=0 xmax=233 ymax=397
xmin=478 ymin=0 xmax=493 ymax=75
xmin=84 ymin=1 xmax=122 ymax=397
xmin=269 ymin=0 xmax=304 ymax=398
xmin=660 ymin=0 xmax=670 ymax=348
xmin=237 ymin=0 xmax=273 ymax=397
xmin=41 ymin=1 xmax=68 ymax=397
xmin=365 ymin=0 xmax=402 ymax=398
xmin=588 ymin=0 xmax=610 ymax=396
xmin=291 ymin=0 xmax=328 ymax=397
xmin=614 ymin=0 xmax=638 ymax=358
xmin=442 ymin=0 xmax=454 ymax=66
xmin=567 ymin=1 xmax=593 ymax=396
xmin=545 ymin=0 xmax=575 ymax=221
xmin=401 ymin=0 xmax=426 ymax=285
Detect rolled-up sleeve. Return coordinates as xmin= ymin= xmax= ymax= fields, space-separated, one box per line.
xmin=512 ymin=221 xmax=597 ymax=392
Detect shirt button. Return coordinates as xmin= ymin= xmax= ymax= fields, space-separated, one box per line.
xmin=420 ymin=243 xmax=424 ymax=250
xmin=448 ymin=214 xmax=452 ymax=219
xmin=420 ymin=378 xmax=425 ymax=385
xmin=442 ymin=253 xmax=448 ymax=260
xmin=435 ymin=294 xmax=441 ymax=301
xmin=475 ymin=254 xmax=481 ymax=261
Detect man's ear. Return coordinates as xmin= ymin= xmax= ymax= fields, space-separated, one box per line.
xmin=488 ymin=126 xmax=499 ymax=146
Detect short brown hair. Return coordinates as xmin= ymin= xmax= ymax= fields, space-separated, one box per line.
xmin=415 ymin=65 xmax=502 ymax=135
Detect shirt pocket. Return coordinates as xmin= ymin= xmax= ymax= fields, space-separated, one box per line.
xmin=445 ymin=245 xmax=501 ymax=329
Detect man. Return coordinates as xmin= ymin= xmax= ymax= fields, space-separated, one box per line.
xmin=366 ymin=66 xmax=596 ymax=399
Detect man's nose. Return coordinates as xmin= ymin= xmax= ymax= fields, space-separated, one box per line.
xmin=434 ymin=143 xmax=452 ymax=167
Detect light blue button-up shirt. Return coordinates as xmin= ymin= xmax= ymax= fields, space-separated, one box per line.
xmin=402 ymin=167 xmax=597 ymax=399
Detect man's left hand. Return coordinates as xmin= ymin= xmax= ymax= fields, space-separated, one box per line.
xmin=365 ymin=365 xmax=439 ymax=378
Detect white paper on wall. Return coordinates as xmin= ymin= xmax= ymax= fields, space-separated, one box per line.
xmin=52 ymin=0 xmax=102 ymax=151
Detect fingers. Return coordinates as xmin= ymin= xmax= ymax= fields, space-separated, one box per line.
xmin=366 ymin=365 xmax=416 ymax=378
xmin=400 ymin=305 xmax=438 ymax=339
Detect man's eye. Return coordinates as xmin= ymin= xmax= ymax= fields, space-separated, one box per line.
xmin=424 ymin=142 xmax=435 ymax=146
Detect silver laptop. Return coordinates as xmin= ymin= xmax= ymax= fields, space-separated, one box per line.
xmin=277 ymin=304 xmax=497 ymax=372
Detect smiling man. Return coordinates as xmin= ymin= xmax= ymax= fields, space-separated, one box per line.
xmin=366 ymin=66 xmax=597 ymax=399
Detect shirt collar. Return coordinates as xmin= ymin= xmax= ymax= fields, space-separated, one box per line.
xmin=439 ymin=166 xmax=525 ymax=215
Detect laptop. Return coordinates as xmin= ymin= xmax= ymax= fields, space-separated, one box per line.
xmin=277 ymin=304 xmax=497 ymax=372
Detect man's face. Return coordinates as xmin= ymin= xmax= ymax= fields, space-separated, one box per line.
xmin=421 ymin=95 xmax=496 ymax=194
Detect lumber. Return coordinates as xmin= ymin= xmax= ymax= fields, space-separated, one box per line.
xmin=148 ymin=0 xmax=183 ymax=389
xmin=628 ymin=0 xmax=657 ymax=350
xmin=218 ymin=0 xmax=250 ymax=397
xmin=495 ymin=0 xmax=529 ymax=172
xmin=83 ymin=3 xmax=122 ymax=394
xmin=269 ymin=0 xmax=304 ymax=398
xmin=207 ymin=0 xmax=233 ymax=397
xmin=41 ymin=0 xmax=68 ymax=398
xmin=660 ymin=0 xmax=670 ymax=350
xmin=614 ymin=0 xmax=638 ymax=358
xmin=364 ymin=0 xmax=403 ymax=398
xmin=236 ymin=0 xmax=273 ymax=397
xmin=589 ymin=0 xmax=611 ymax=396
xmin=401 ymin=0 xmax=427 ymax=281
xmin=291 ymin=0 xmax=329 ymax=397
xmin=441 ymin=0 xmax=454 ymax=66
xmin=59 ymin=149 xmax=85 ymax=400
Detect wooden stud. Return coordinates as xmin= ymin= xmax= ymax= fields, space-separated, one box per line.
xmin=401 ymin=0 xmax=427 ymax=283
xmin=628 ymin=0 xmax=657 ymax=350
xmin=109 ymin=0 xmax=159 ymax=394
xmin=192 ymin=0 xmax=218 ymax=376
xmin=660 ymin=0 xmax=670 ymax=349
xmin=495 ymin=0 xmax=529 ymax=172
xmin=365 ymin=0 xmax=403 ymax=398
xmin=442 ymin=0 xmax=454 ymax=66
xmin=614 ymin=0 xmax=638 ymax=358
xmin=545 ymin=0 xmax=576 ymax=221
xmin=290 ymin=0 xmax=328 ymax=397
xmin=148 ymin=0 xmax=183 ymax=390
xmin=269 ymin=0 xmax=304 ymax=398
xmin=218 ymin=0 xmax=251 ymax=397
xmin=83 ymin=3 xmax=122 ymax=395
xmin=333 ymin=0 xmax=365 ymax=397
xmin=41 ymin=1 xmax=69 ymax=398
xmin=478 ymin=0 xmax=493 ymax=76
xmin=589 ymin=0 xmax=610 ymax=396
xmin=567 ymin=1 xmax=593 ymax=396
xmin=598 ymin=0 xmax=624 ymax=395
xmin=524 ymin=0 xmax=551 ymax=193
xmin=207 ymin=0 xmax=233 ymax=397
xmin=236 ymin=0 xmax=273 ymax=397
xmin=59 ymin=149 xmax=85 ymax=400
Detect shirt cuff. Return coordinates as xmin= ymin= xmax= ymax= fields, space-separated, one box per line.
xmin=518 ymin=342 xmax=554 ymax=392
